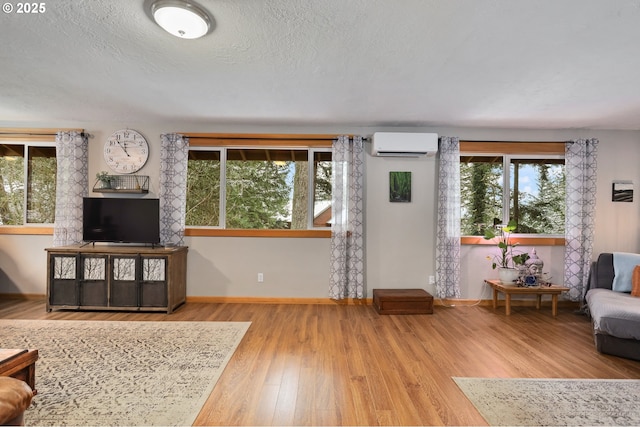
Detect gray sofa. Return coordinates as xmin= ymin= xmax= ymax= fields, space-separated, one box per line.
xmin=585 ymin=253 xmax=640 ymax=360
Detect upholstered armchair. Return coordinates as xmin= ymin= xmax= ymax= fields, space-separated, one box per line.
xmin=0 ymin=377 xmax=33 ymax=426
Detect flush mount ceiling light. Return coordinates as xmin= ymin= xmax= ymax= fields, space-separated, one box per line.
xmin=149 ymin=0 xmax=213 ymax=39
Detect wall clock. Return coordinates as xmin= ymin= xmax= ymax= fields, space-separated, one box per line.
xmin=104 ymin=129 xmax=149 ymax=174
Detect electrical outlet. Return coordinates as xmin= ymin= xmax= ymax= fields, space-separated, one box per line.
xmin=428 ymin=275 xmax=435 ymax=285
xmin=258 ymin=273 xmax=264 ymax=283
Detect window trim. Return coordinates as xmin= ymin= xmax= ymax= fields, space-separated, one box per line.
xmin=459 ymin=141 xmax=564 ymax=155
xmin=462 ymin=235 xmax=565 ymax=246
xmin=460 ymin=141 xmax=566 ymax=246
xmin=184 ymin=228 xmax=331 ymax=238
xmin=0 ymin=127 xmax=79 ymax=142
xmin=0 ymin=226 xmax=53 ymax=235
xmin=183 ymin=132 xmax=335 ymax=148
xmin=185 ymin=133 xmax=336 ymax=238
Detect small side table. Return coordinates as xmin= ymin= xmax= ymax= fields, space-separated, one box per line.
xmin=484 ymin=279 xmax=570 ymax=316
xmin=0 ymin=349 xmax=38 ymax=394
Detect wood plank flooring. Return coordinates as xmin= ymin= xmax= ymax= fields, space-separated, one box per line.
xmin=2 ymin=298 xmax=640 ymax=425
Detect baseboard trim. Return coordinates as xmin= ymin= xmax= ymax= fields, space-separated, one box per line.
xmin=0 ymin=293 xmax=580 ymax=310
xmin=186 ymin=296 xmax=374 ymax=305
xmin=435 ymin=298 xmax=491 ymax=307
xmin=0 ymin=293 xmax=44 ymax=300
xmin=188 ymin=296 xmax=579 ymax=309
xmin=435 ymin=298 xmax=580 ymax=309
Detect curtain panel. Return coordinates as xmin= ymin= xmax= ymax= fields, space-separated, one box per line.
xmin=329 ymin=135 xmax=365 ymax=300
xmin=435 ymin=136 xmax=461 ymax=298
xmin=564 ymin=138 xmax=599 ymax=301
xmin=159 ymin=133 xmax=189 ymax=246
xmin=53 ymin=131 xmax=88 ymax=247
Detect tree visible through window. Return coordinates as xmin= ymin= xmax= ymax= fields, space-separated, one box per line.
xmin=460 ymin=156 xmax=503 ymax=235
xmin=27 ymin=146 xmax=57 ymax=223
xmin=186 ymin=150 xmax=221 ymax=227
xmin=510 ymin=158 xmax=565 ymax=234
xmin=225 ymin=148 xmax=297 ymax=229
xmin=186 ymin=147 xmax=332 ymax=230
xmin=461 ymin=155 xmax=565 ymax=236
xmin=0 ymin=143 xmax=56 ymax=225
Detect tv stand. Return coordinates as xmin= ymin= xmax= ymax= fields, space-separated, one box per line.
xmin=45 ymin=245 xmax=188 ymax=313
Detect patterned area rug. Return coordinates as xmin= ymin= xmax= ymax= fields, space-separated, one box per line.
xmin=1 ymin=319 xmax=251 ymax=426
xmin=454 ymin=377 xmax=640 ymax=426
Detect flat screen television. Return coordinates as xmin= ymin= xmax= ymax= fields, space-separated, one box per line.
xmin=83 ymin=197 xmax=160 ymax=245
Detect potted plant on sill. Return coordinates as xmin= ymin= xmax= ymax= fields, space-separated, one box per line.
xmin=484 ymin=220 xmax=528 ymax=284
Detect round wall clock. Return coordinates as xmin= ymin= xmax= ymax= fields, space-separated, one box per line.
xmin=104 ymin=129 xmax=149 ymax=174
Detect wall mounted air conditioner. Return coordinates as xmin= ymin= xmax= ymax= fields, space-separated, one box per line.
xmin=371 ymin=132 xmax=439 ymax=157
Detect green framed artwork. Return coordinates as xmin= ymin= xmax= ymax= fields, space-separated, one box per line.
xmin=612 ymin=181 xmax=633 ymax=202
xmin=390 ymin=171 xmax=411 ymax=202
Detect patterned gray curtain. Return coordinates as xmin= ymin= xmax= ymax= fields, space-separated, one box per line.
xmin=564 ymin=138 xmax=599 ymax=301
xmin=53 ymin=131 xmax=88 ymax=246
xmin=435 ymin=136 xmax=461 ymax=298
xmin=329 ymin=135 xmax=365 ymax=300
xmin=159 ymin=133 xmax=189 ymax=246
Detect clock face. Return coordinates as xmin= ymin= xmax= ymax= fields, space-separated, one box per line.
xmin=104 ymin=129 xmax=149 ymax=174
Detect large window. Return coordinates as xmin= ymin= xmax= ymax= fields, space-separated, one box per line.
xmin=460 ymin=143 xmax=565 ymax=237
xmin=0 ymin=142 xmax=56 ymax=226
xmin=186 ymin=146 xmax=332 ymax=231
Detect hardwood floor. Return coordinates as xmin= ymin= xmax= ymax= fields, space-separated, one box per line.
xmin=2 ymin=298 xmax=640 ymax=426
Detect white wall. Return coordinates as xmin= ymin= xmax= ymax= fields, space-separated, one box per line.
xmin=1 ymin=121 xmax=639 ymax=299
xmin=184 ymin=236 xmax=330 ymax=297
xmin=365 ymin=155 xmax=438 ymax=295
xmin=591 ymin=131 xmax=640 ymax=255
xmin=0 ymin=234 xmax=52 ymax=295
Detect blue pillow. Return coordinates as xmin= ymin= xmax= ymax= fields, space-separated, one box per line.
xmin=612 ymin=252 xmax=640 ymax=292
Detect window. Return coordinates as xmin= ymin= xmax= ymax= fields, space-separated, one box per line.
xmin=460 ymin=155 xmax=503 ymax=236
xmin=186 ymin=149 xmax=221 ymax=227
xmin=0 ymin=142 xmax=56 ymax=226
xmin=186 ymin=144 xmax=332 ymax=232
xmin=460 ymin=142 xmax=565 ymax=237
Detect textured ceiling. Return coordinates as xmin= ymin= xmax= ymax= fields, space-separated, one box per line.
xmin=2 ymin=0 xmax=640 ymax=130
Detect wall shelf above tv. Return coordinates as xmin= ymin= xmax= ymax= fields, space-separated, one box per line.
xmin=93 ymin=175 xmax=149 ymax=193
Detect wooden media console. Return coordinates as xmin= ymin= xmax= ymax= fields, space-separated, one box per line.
xmin=45 ymin=245 xmax=188 ymax=313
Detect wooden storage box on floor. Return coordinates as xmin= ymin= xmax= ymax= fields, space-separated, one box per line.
xmin=373 ymin=288 xmax=434 ymax=314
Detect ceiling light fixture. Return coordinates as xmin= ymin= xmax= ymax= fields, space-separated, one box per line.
xmin=149 ymin=0 xmax=213 ymax=39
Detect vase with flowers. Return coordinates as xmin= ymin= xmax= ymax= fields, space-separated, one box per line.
xmin=484 ymin=221 xmax=528 ymax=284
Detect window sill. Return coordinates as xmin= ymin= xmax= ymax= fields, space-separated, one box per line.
xmin=461 ymin=236 xmax=565 ymax=246
xmin=0 ymin=226 xmax=53 ymax=235
xmin=0 ymin=227 xmax=332 ymax=238
xmin=185 ymin=228 xmax=331 ymax=238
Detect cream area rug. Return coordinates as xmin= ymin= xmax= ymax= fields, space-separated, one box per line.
xmin=454 ymin=377 xmax=640 ymax=426
xmin=1 ymin=319 xmax=251 ymax=426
